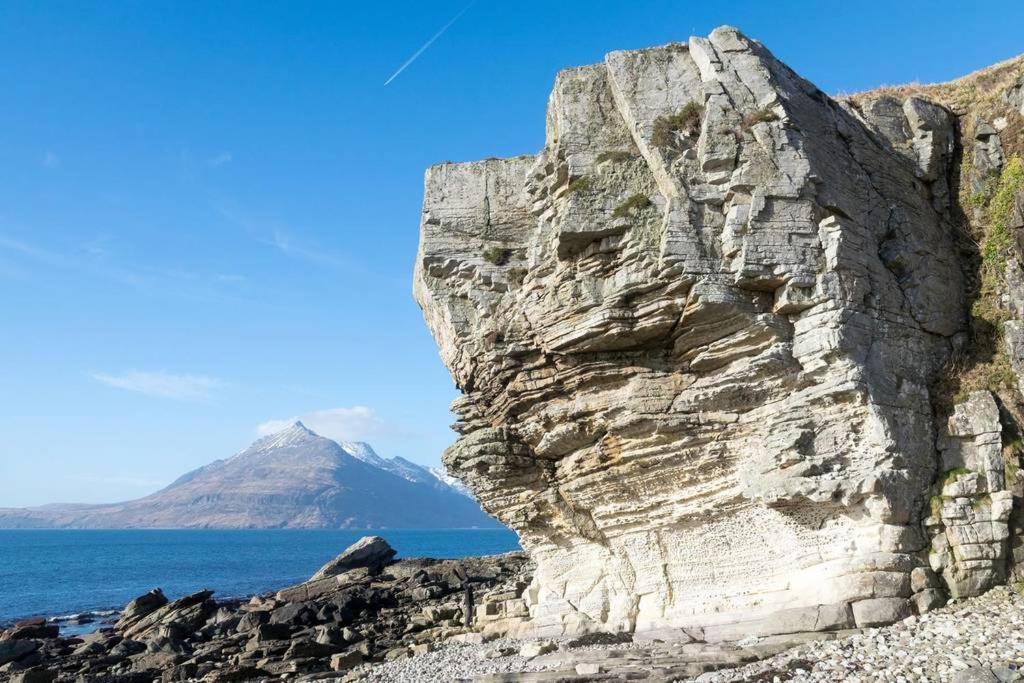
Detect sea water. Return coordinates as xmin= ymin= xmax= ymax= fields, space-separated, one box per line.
xmin=0 ymin=528 xmax=520 ymax=626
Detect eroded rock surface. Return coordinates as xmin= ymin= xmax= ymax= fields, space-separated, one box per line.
xmin=415 ymin=26 xmax=983 ymax=638
xmin=928 ymin=391 xmax=1014 ymax=598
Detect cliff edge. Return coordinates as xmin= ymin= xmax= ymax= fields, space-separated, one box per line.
xmin=415 ymin=26 xmax=1024 ymax=640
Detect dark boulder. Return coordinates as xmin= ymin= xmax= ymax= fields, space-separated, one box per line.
xmin=235 ymin=610 xmax=268 ymax=634
xmin=329 ymin=590 xmax=366 ymax=624
xmin=9 ymin=668 xmax=56 ymax=683
xmin=249 ymin=623 xmax=291 ymax=643
xmin=144 ymin=625 xmax=189 ymax=654
xmin=284 ymin=640 xmax=340 ymax=659
xmin=268 ymin=602 xmax=315 ymax=627
xmin=313 ymin=625 xmax=345 ymax=646
xmin=201 ymin=666 xmax=264 ymax=682
xmin=0 ymin=639 xmax=40 ymax=665
xmin=120 ymin=590 xmax=215 ymax=642
xmin=70 ymin=630 xmax=120 ymax=657
xmin=161 ymin=661 xmax=199 ymax=681
xmin=566 ymin=631 xmax=634 ymax=648
xmin=109 ymin=639 xmax=146 ymax=658
xmin=1 ymin=618 xmax=58 ymax=641
xmin=162 ymin=599 xmax=216 ymax=633
xmin=119 ymin=589 xmax=168 ymax=625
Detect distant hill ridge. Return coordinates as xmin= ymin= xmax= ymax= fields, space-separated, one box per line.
xmin=0 ymin=422 xmax=498 ymax=529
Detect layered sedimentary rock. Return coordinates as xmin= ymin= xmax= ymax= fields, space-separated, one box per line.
xmin=927 ymin=391 xmax=1013 ymax=598
xmin=415 ymin=27 xmax=1024 ymax=638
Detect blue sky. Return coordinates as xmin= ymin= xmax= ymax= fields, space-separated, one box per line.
xmin=2 ymin=1 xmax=1022 ymax=507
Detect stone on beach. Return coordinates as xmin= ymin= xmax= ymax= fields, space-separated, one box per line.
xmin=120 ymin=588 xmax=167 ymax=622
xmin=519 ymin=639 xmax=557 ymax=659
xmin=0 ymin=639 xmax=40 ymax=666
xmin=8 ymin=669 xmax=56 ymax=683
xmin=331 ymin=650 xmax=364 ymax=671
xmin=308 ymin=535 xmax=397 ymax=581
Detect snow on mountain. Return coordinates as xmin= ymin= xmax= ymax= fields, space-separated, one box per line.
xmin=430 ymin=467 xmax=472 ymax=497
xmin=338 ymin=440 xmax=390 ymax=468
xmin=381 ymin=456 xmax=437 ymax=485
xmin=0 ymin=423 xmax=496 ymax=529
xmin=236 ymin=421 xmax=319 ymax=457
xmin=338 ymin=441 xmax=467 ymax=495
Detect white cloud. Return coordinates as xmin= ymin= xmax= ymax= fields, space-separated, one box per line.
xmin=269 ymin=230 xmax=348 ymax=269
xmin=42 ymin=151 xmax=60 ymax=168
xmin=92 ymin=371 xmax=224 ymax=400
xmin=1 ymin=233 xmax=247 ymax=302
xmin=0 ymin=235 xmax=61 ymax=261
xmin=258 ymin=406 xmax=385 ymax=442
xmin=207 ymin=152 xmax=233 ymax=167
xmin=213 ymin=204 xmax=352 ymax=271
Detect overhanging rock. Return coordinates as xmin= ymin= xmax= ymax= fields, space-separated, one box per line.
xmin=414 ymin=26 xmax=974 ymax=638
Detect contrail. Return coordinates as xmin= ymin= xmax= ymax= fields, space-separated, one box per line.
xmin=384 ymin=1 xmax=476 ymax=86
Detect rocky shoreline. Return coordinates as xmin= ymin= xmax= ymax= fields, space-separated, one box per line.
xmin=0 ymin=537 xmax=533 ymax=682
xmin=6 ymin=536 xmax=1024 ymax=681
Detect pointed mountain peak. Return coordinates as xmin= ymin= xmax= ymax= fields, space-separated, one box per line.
xmin=237 ymin=420 xmax=324 ymax=457
xmin=267 ymin=420 xmax=318 ymax=441
xmin=289 ymin=420 xmax=312 ymax=434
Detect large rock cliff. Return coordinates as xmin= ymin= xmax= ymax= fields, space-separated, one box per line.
xmin=415 ymin=27 xmax=1024 ymax=639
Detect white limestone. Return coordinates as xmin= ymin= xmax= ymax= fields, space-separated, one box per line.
xmin=413 ymin=27 xmax=1002 ymax=639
